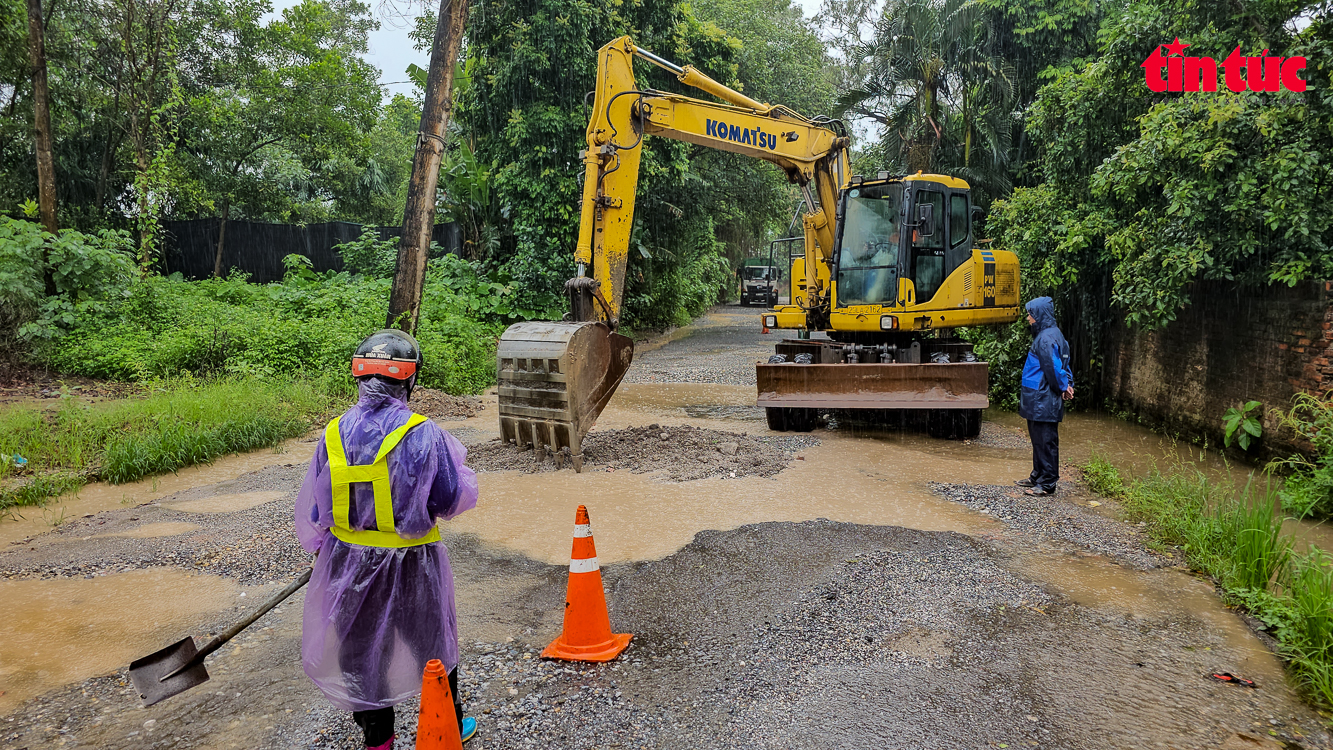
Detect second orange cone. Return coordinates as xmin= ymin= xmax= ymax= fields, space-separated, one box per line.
xmin=541 ymin=505 xmax=632 ymax=662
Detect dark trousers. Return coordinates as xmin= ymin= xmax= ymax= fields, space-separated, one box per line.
xmin=352 ymin=667 xmax=462 ymax=747
xmin=1027 ymin=420 xmax=1060 ymax=492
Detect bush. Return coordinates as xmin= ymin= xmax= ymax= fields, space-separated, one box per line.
xmin=31 ymin=266 xmax=503 ymax=394
xmin=0 ymin=217 xmax=136 ymax=345
xmin=1274 ymin=392 xmax=1333 ymax=520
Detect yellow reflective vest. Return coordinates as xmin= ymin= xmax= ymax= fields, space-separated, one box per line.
xmin=325 ymin=413 xmax=441 ymax=548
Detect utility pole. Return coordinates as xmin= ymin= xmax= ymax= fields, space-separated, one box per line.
xmin=387 ymin=0 xmax=468 ymax=333
xmin=26 ymin=0 xmax=57 ymax=294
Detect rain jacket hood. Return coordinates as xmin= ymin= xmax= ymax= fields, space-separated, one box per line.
xmin=296 ymin=377 xmax=478 ymax=711
xmin=1026 ymin=296 xmax=1057 ymax=334
xmin=1018 ymin=297 xmax=1072 ymax=423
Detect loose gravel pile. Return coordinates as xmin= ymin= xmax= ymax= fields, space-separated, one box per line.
xmin=410 ymin=388 xmax=483 ymax=420
xmin=465 ymin=425 xmax=819 ymax=481
xmin=931 ymin=482 xmax=1167 ymax=570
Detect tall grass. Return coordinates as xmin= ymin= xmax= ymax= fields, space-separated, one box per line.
xmin=0 ymin=376 xmax=346 ymax=511
xmin=1087 ymin=457 xmax=1333 ymax=709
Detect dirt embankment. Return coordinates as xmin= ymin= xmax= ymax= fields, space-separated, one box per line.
xmin=466 ymin=425 xmax=819 ymax=481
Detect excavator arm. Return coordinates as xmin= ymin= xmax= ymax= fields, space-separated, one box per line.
xmin=496 ymin=37 xmax=849 ymax=471
xmin=570 ymin=36 xmax=850 ymax=325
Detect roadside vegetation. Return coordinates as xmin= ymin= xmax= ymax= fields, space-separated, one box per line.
xmin=0 ymin=377 xmax=342 ymax=512
xmin=1085 ymin=455 xmax=1333 ymax=708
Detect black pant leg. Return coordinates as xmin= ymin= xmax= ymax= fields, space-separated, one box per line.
xmin=1026 ymin=420 xmax=1041 ymax=482
xmin=449 ymin=666 xmax=464 ymax=727
xmin=1029 ymin=420 xmax=1060 ymax=491
xmin=353 ymin=706 xmax=395 ymax=747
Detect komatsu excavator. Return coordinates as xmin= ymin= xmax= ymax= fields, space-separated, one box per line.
xmin=495 ymin=37 xmax=1022 ymax=471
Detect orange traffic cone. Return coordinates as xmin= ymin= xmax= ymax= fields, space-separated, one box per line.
xmin=541 ymin=505 xmax=632 ymax=662
xmin=415 ymin=659 xmax=462 ymax=750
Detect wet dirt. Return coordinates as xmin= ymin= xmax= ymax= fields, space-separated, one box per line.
xmin=0 ymin=569 xmax=244 ymax=715
xmin=466 ymin=424 xmax=814 ymax=480
xmin=409 ymin=388 xmax=484 ymax=420
xmin=163 ymin=491 xmax=288 ymax=514
xmin=0 ymin=437 xmax=315 ymax=547
xmin=100 ymin=521 xmax=201 ymax=539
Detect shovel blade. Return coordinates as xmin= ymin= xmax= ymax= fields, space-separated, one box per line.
xmin=496 ymin=321 xmax=634 ymax=471
xmin=129 ymin=636 xmax=210 ymax=706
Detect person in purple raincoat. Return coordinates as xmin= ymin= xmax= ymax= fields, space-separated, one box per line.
xmin=295 ymin=330 xmax=479 ymax=748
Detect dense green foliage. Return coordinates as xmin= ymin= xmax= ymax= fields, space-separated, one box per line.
xmin=1274 ymin=392 xmax=1333 ymax=520
xmin=0 ymin=377 xmax=344 ymax=510
xmin=1088 ymin=457 xmax=1333 ymax=707
xmin=458 ymin=0 xmax=833 ymax=327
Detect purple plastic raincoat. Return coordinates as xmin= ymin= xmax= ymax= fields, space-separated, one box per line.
xmin=295 ymin=377 xmax=478 ymax=712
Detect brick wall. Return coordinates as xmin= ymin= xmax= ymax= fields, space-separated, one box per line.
xmin=1102 ymin=280 xmax=1333 ymax=460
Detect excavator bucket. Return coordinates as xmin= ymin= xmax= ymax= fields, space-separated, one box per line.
xmin=496 ymin=321 xmax=634 ymax=472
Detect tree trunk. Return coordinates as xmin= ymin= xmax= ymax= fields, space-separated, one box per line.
xmin=212 ymin=198 xmax=230 ymax=278
xmin=387 ymin=0 xmax=468 ymax=333
xmin=26 ymin=0 xmax=57 ymax=294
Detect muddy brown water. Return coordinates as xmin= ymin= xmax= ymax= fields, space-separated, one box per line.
xmin=0 ymin=569 xmax=248 ymax=715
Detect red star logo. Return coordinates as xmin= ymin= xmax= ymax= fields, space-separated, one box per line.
xmin=1163 ymin=37 xmax=1190 ymax=56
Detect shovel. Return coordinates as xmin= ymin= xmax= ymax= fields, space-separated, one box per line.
xmin=129 ymin=567 xmax=312 ymax=706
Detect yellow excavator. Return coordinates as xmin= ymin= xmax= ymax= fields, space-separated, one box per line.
xmin=496 ymin=37 xmax=1021 ymax=471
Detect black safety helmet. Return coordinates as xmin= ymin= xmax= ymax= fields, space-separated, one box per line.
xmin=352 ymin=329 xmax=424 ymax=399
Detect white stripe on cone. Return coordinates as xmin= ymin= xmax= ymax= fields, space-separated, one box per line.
xmin=573 ymin=524 xmax=592 ymax=538
xmin=569 ymin=557 xmax=600 ymax=574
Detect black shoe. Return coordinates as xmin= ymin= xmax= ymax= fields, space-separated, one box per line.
xmin=1014 ymin=478 xmax=1037 ymax=488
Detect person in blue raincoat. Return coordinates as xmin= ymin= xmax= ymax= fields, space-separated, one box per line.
xmin=1015 ymin=297 xmax=1074 ymax=496
xmin=295 ymin=329 xmax=479 ymax=748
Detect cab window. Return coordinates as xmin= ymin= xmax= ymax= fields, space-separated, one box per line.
xmin=949 ymin=194 xmax=968 ymax=248
xmin=836 ymin=184 xmax=902 ymax=306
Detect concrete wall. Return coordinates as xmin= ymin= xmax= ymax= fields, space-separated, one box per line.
xmin=1102 ymin=280 xmax=1333 ymax=460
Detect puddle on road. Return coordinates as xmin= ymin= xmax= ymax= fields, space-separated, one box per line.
xmin=454 ymin=432 xmax=1015 ymax=565
xmin=163 ymin=491 xmax=288 ymax=514
xmin=101 ymin=521 xmax=201 ymax=539
xmin=0 ymin=569 xmax=242 ymax=714
xmin=1018 ymin=553 xmax=1289 ymax=685
xmin=0 ymin=438 xmax=314 ymax=546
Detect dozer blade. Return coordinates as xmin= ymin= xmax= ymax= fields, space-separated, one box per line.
xmin=756 ymin=362 xmax=989 ymax=410
xmin=496 ymin=321 xmax=634 ymax=472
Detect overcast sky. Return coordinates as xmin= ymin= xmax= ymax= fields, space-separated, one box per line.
xmin=273 ymin=0 xmax=826 ymax=101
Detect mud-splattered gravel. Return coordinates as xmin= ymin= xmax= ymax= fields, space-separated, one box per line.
xmin=931 ymin=482 xmax=1167 ymax=570
xmin=0 ymin=466 xmax=310 ymax=584
xmin=465 ymin=425 xmax=819 ymax=481
xmin=285 ymin=522 xmax=1327 ymax=750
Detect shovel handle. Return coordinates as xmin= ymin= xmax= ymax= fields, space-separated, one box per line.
xmin=163 ymin=567 xmax=312 ymax=680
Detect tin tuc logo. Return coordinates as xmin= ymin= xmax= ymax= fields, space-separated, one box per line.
xmin=1142 ymin=38 xmax=1307 ymax=92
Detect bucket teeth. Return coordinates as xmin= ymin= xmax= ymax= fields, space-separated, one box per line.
xmin=496 ymin=321 xmax=633 ymax=472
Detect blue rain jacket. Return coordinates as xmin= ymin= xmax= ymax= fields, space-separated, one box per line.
xmin=1018 ymin=297 xmax=1071 ymax=423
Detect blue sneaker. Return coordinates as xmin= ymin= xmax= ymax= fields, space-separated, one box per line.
xmin=460 ymin=716 xmax=477 ymax=743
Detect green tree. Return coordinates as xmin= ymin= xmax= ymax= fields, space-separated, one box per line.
xmin=836 ymin=0 xmax=1017 ymax=203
